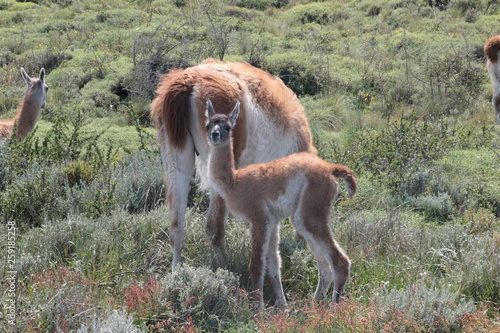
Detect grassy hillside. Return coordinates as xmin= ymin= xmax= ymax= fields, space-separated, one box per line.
xmin=1 ymin=0 xmax=499 ymax=331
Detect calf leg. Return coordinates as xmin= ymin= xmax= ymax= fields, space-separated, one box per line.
xmin=308 ymin=241 xmax=335 ymax=302
xmin=329 ymin=240 xmax=350 ymax=304
xmin=205 ymin=192 xmax=229 ymax=267
xmin=266 ymin=223 xmax=286 ymax=307
xmin=313 ymin=224 xmax=350 ymax=303
xmin=249 ymin=221 xmax=272 ymax=310
xmin=295 ymin=218 xmax=334 ymax=301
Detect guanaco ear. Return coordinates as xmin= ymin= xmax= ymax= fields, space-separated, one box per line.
xmin=39 ymin=68 xmax=45 ymax=81
xmin=229 ymin=100 xmax=240 ymax=128
xmin=205 ymin=99 xmax=215 ymax=125
xmin=21 ymin=67 xmax=30 ymax=85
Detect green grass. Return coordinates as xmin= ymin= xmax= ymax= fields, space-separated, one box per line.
xmin=1 ymin=0 xmax=499 ymax=331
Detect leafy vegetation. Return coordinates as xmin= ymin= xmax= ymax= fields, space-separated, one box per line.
xmin=1 ymin=0 xmax=499 ymax=331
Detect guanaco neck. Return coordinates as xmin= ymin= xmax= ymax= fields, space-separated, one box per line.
xmin=14 ymin=88 xmax=42 ymax=138
xmin=208 ymin=141 xmax=236 ymax=196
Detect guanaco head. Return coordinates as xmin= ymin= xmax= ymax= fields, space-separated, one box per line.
xmin=205 ymin=99 xmax=240 ymax=146
xmin=21 ymin=67 xmax=49 ymax=109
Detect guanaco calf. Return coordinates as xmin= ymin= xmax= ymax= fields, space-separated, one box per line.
xmin=205 ymin=99 xmax=356 ymax=309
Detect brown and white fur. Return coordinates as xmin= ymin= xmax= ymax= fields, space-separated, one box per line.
xmin=484 ymin=36 xmax=500 ymax=124
xmin=205 ymin=99 xmax=355 ymax=309
xmin=0 ymin=68 xmax=48 ymax=139
xmin=150 ymin=59 xmax=316 ymax=271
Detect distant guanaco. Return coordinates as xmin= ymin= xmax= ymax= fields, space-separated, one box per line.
xmin=484 ymin=36 xmax=500 ymax=124
xmin=0 ymin=67 xmax=48 ymax=139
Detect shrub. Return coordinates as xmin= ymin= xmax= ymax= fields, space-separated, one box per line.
xmin=283 ymin=3 xmax=335 ymax=25
xmin=428 ymin=0 xmax=451 ymax=10
xmin=407 ymin=193 xmax=453 ymax=221
xmin=63 ymin=160 xmax=95 ymax=187
xmin=158 ymin=265 xmax=252 ymax=331
xmin=20 ymin=50 xmax=71 ymax=74
xmin=373 ymin=281 xmax=476 ymax=331
xmin=79 ymin=78 xmax=121 ymax=114
xmin=240 ymin=33 xmax=272 ymax=68
xmin=0 ymin=163 xmax=67 ymax=228
xmin=130 ymin=22 xmax=191 ymax=101
xmin=263 ymin=52 xmax=329 ymax=95
xmin=432 ymin=149 xmax=500 ymax=216
xmin=113 ymin=152 xmax=164 ymax=213
xmin=235 ymin=0 xmax=287 ymax=10
xmin=123 ymin=276 xmax=162 ymax=318
xmin=77 ymin=310 xmax=144 ymax=333
xmin=0 ymin=139 xmax=11 ymax=190
xmin=345 ymin=115 xmax=457 ymax=194
xmin=0 ymin=0 xmax=12 ymax=10
xmin=16 ymin=266 xmax=99 ymax=333
xmin=339 ymin=210 xmax=421 ymax=257
xmin=460 ymin=207 xmax=497 ymax=234
xmin=414 ymin=45 xmax=484 ymax=116
xmin=456 ymin=234 xmax=500 ymax=303
xmin=4 ymin=106 xmax=110 ymax=169
xmin=256 ymin=301 xmax=375 ymax=332
xmin=17 ymin=208 xmax=171 ymax=279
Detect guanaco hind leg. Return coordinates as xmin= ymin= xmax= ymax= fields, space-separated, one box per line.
xmin=160 ymin=133 xmax=195 ymax=271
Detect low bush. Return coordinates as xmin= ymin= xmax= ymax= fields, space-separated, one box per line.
xmin=63 ymin=160 xmax=95 ymax=186
xmin=455 ymin=234 xmax=500 ymax=303
xmin=433 ymin=149 xmax=500 ymax=216
xmin=16 ymin=208 xmax=171 ymax=279
xmin=158 ymin=265 xmax=251 ymax=330
xmin=373 ymin=281 xmax=476 ymax=332
xmin=77 ymin=310 xmax=144 ymax=333
xmin=283 ymin=3 xmax=336 ymax=25
xmin=407 ymin=193 xmax=453 ymax=221
xmin=257 ymin=284 xmax=481 ymax=332
xmin=414 ymin=45 xmax=484 ymax=117
xmin=16 ymin=266 xmax=100 ymax=333
xmin=0 ymin=163 xmax=67 ymax=228
xmin=113 ymin=151 xmax=164 ymax=213
xmin=263 ymin=52 xmax=330 ymax=95
xmin=235 ymin=0 xmax=276 ymax=10
xmin=345 ymin=115 xmax=456 ymax=194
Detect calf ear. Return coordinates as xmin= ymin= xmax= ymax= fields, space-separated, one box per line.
xmin=21 ymin=67 xmax=31 ymax=85
xmin=206 ymin=99 xmax=215 ymax=119
xmin=229 ymin=100 xmax=240 ymax=127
